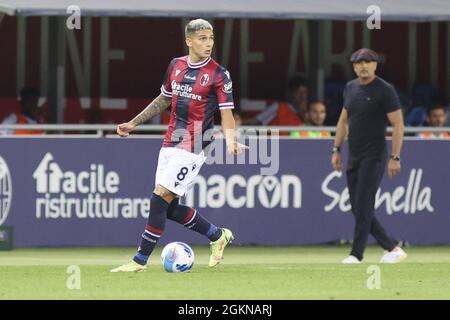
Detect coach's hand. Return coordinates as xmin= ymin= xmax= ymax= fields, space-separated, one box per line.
xmin=117 ymin=122 xmax=136 ymax=137
xmin=388 ymin=159 xmax=401 ymax=178
xmin=331 ymin=152 xmax=342 ymax=172
xmin=227 ymin=141 xmax=249 ymax=155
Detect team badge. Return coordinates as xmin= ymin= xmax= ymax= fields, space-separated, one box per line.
xmin=200 ymin=74 xmax=210 ymax=86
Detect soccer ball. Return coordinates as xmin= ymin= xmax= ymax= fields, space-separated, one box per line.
xmin=161 ymin=242 xmax=195 ymax=273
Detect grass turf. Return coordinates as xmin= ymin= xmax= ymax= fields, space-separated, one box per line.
xmin=0 ymin=246 xmax=449 ymax=300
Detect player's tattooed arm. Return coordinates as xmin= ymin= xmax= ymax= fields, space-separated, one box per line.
xmin=130 ymin=94 xmax=171 ymax=127
xmin=117 ymin=94 xmax=171 ymax=137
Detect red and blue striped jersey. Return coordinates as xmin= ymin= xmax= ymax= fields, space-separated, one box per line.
xmin=160 ymin=56 xmax=234 ymax=154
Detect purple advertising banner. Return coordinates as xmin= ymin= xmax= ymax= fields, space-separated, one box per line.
xmin=0 ymin=137 xmax=448 ymax=247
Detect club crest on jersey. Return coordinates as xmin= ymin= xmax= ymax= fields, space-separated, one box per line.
xmin=200 ymin=74 xmax=210 ymax=86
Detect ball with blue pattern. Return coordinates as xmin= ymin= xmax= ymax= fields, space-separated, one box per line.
xmin=161 ymin=242 xmax=195 ymax=273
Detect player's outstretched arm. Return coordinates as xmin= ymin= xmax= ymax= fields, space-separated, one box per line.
xmin=116 ymin=94 xmax=171 ymax=137
xmin=220 ymin=108 xmax=249 ymax=155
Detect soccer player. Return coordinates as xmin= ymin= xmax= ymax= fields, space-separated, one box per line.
xmin=331 ymin=48 xmax=407 ymax=264
xmin=111 ymin=19 xmax=248 ymax=272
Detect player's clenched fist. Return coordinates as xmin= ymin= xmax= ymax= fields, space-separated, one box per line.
xmin=388 ymin=159 xmax=401 ymax=178
xmin=117 ymin=122 xmax=136 ymax=137
xmin=331 ymin=152 xmax=342 ymax=172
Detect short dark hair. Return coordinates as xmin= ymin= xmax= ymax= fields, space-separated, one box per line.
xmin=287 ymin=76 xmax=308 ymax=93
xmin=427 ymin=105 xmax=446 ymax=116
xmin=19 ymin=87 xmax=39 ymax=105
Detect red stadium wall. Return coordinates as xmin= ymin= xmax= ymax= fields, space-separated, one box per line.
xmin=0 ymin=17 xmax=448 ymax=123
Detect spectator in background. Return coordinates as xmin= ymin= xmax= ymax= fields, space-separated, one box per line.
xmin=446 ymin=106 xmax=450 ymax=126
xmin=290 ymin=101 xmax=331 ymax=138
xmin=245 ymin=76 xmax=309 ymax=126
xmin=0 ymin=87 xmax=44 ymax=135
xmin=405 ymin=106 xmax=427 ymax=127
xmin=417 ymin=105 xmax=449 ymax=139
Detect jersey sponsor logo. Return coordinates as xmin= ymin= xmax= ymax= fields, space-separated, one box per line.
xmin=200 ymin=74 xmax=210 ymax=86
xmin=222 ymin=81 xmax=233 ymax=94
xmin=171 ymin=80 xmax=202 ymax=101
xmin=0 ymin=156 xmax=12 ymax=226
xmin=224 ymin=70 xmax=231 ymax=80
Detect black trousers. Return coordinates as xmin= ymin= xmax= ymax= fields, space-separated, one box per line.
xmin=346 ymin=151 xmax=396 ymax=260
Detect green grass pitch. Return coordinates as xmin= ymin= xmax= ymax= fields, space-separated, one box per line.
xmin=0 ymin=246 xmax=449 ymax=300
